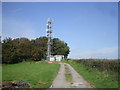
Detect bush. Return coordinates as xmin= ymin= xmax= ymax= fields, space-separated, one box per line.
xmin=74 ymin=59 xmax=119 ymax=73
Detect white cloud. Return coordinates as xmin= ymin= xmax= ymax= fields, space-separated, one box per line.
xmin=2 ymin=18 xmax=37 ymax=40
xmin=11 ymin=8 xmax=22 ymax=13
xmin=69 ymin=46 xmax=118 ymax=59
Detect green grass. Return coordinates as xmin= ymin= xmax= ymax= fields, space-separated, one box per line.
xmin=2 ymin=61 xmax=60 ymax=88
xmin=64 ymin=64 xmax=72 ymax=82
xmin=66 ymin=61 xmax=118 ymax=88
xmin=0 ymin=64 xmax=2 ymax=82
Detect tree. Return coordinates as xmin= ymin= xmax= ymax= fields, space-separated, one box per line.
xmin=2 ymin=37 xmax=70 ymax=64
xmin=2 ymin=37 xmax=19 ymax=64
xmin=0 ymin=36 xmax=2 ymax=64
xmin=31 ymin=37 xmax=48 ymax=59
xmin=52 ymin=38 xmax=70 ymax=58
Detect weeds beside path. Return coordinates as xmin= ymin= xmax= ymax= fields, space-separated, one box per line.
xmin=66 ymin=60 xmax=118 ymax=88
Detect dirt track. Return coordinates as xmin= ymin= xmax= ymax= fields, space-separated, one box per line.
xmin=51 ymin=63 xmax=92 ymax=88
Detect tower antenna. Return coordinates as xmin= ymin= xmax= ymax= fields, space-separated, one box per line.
xmin=46 ymin=18 xmax=52 ymax=60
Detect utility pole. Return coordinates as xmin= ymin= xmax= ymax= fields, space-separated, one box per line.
xmin=46 ymin=18 xmax=52 ymax=60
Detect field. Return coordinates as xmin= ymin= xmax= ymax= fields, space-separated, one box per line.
xmin=0 ymin=64 xmax=2 ymax=82
xmin=2 ymin=61 xmax=60 ymax=88
xmin=2 ymin=59 xmax=119 ymax=88
xmin=66 ymin=59 xmax=119 ymax=88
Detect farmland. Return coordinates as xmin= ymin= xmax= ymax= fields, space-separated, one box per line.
xmin=66 ymin=59 xmax=119 ymax=88
xmin=2 ymin=61 xmax=60 ymax=88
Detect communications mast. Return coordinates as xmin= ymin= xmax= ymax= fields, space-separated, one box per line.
xmin=46 ymin=18 xmax=52 ymax=60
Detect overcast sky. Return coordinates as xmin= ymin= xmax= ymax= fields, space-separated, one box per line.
xmin=2 ymin=2 xmax=118 ymax=59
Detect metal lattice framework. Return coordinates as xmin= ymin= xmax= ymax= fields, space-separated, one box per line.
xmin=46 ymin=18 xmax=52 ymax=59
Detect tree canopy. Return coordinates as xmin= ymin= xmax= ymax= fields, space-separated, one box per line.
xmin=2 ymin=37 xmax=70 ymax=64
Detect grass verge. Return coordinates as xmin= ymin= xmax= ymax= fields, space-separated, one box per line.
xmin=2 ymin=61 xmax=60 ymax=88
xmin=0 ymin=64 xmax=2 ymax=82
xmin=64 ymin=64 xmax=72 ymax=82
xmin=66 ymin=60 xmax=118 ymax=88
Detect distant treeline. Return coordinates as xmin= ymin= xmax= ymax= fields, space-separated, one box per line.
xmin=2 ymin=37 xmax=70 ymax=64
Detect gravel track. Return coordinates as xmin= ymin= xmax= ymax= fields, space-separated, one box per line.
xmin=51 ymin=63 xmax=93 ymax=88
